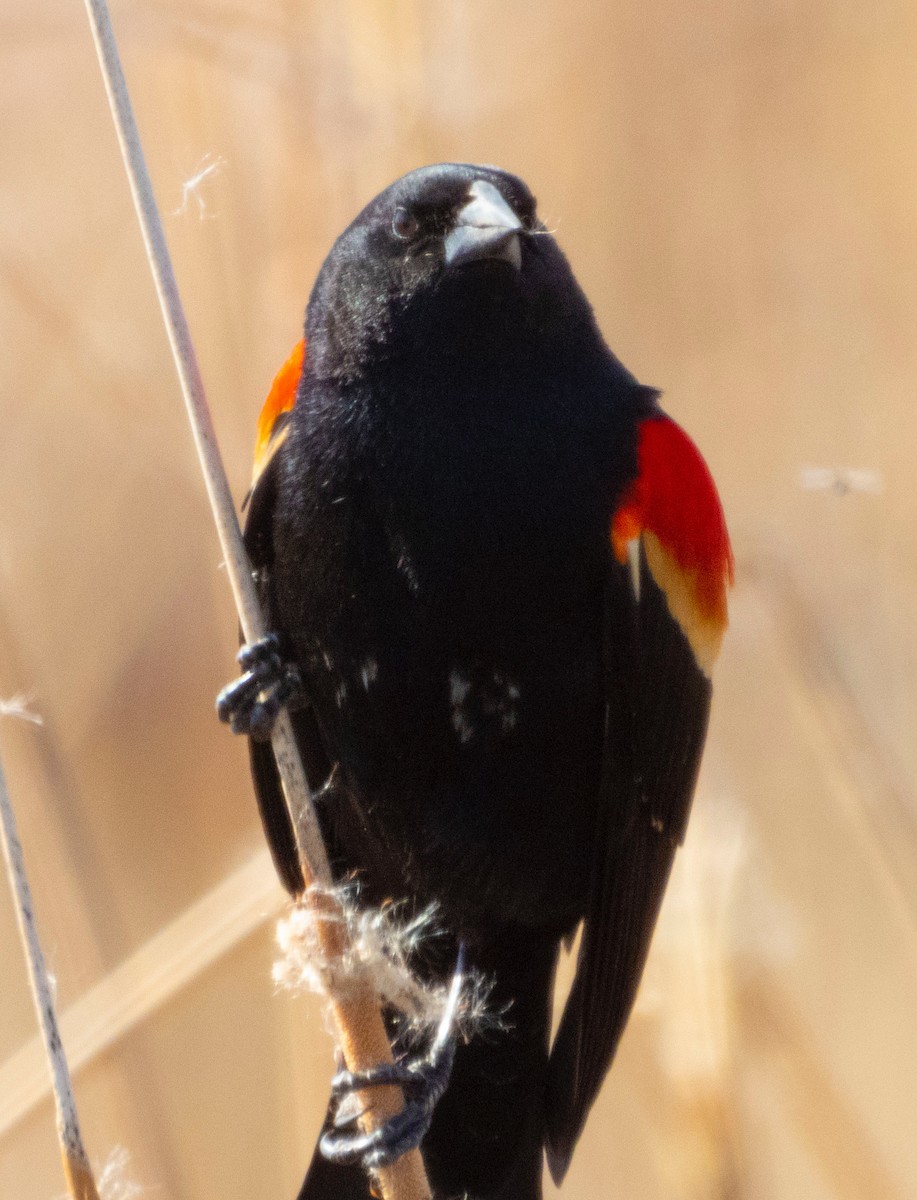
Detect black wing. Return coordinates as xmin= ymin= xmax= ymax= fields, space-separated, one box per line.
xmin=545 ymin=544 xmax=712 ymax=1181
xmin=243 ymin=435 xmax=334 ymax=897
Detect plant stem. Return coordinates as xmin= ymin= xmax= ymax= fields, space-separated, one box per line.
xmin=0 ymin=744 xmax=101 ymax=1200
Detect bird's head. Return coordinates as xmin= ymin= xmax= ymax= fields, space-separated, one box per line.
xmin=304 ymin=163 xmax=599 ymax=383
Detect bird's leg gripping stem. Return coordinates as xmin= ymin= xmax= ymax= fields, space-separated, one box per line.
xmin=320 ymin=944 xmax=467 ymax=1171
xmin=216 ymin=633 xmax=305 ymax=740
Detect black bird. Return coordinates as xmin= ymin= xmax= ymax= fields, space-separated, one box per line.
xmin=218 ymin=163 xmax=733 ymax=1200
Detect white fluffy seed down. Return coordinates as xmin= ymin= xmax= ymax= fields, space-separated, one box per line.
xmin=273 ymin=887 xmax=493 ymax=1038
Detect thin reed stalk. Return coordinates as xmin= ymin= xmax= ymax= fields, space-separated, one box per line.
xmin=0 ymin=742 xmax=101 ymax=1200
xmin=79 ymin=2 xmax=431 ymax=1197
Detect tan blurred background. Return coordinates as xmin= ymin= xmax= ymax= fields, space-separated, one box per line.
xmin=3 ymin=0 xmax=917 ymax=1196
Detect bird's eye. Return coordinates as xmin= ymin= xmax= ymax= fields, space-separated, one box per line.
xmin=518 ymin=197 xmax=538 ymax=229
xmin=392 ymin=208 xmax=420 ymax=240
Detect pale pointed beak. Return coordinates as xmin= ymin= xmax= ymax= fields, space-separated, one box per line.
xmin=444 ymin=179 xmax=523 ymax=270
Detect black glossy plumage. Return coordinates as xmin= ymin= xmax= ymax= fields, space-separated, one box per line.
xmin=243 ymin=163 xmax=714 ymax=1199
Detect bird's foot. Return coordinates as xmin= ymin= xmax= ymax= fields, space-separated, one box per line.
xmin=216 ymin=633 xmax=304 ymax=740
xmin=320 ymin=945 xmax=467 ymax=1170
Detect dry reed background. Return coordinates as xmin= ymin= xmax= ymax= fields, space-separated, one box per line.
xmin=2 ymin=0 xmax=917 ymax=1197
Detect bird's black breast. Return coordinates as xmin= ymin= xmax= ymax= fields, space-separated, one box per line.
xmin=270 ymin=357 xmax=640 ymax=934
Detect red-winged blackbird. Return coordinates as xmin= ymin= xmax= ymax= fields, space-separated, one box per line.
xmin=219 ymin=163 xmax=733 ymax=1200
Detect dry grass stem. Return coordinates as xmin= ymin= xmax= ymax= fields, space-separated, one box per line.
xmin=0 ymin=742 xmax=100 ymax=1200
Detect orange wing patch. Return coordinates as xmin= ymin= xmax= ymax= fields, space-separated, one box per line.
xmin=612 ymin=416 xmax=733 ymax=674
xmin=251 ymin=338 xmax=305 ymax=491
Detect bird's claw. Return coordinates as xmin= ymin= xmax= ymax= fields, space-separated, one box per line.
xmin=216 ymin=633 xmax=304 ymax=740
xmin=319 ymin=1051 xmax=455 ymax=1170
xmin=319 ymin=944 xmax=467 ymax=1170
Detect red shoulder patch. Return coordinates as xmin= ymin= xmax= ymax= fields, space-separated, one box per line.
xmin=612 ymin=416 xmax=733 ymax=673
xmin=252 ymin=338 xmax=305 ymax=488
